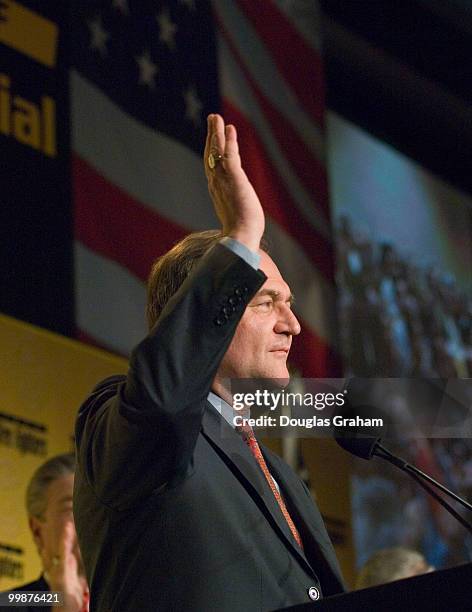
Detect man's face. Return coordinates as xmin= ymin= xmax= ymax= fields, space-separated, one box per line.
xmin=29 ymin=473 xmax=84 ymax=575
xmin=214 ymin=251 xmax=301 ymax=387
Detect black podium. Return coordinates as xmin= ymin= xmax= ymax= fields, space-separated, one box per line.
xmin=281 ymin=563 xmax=472 ymax=611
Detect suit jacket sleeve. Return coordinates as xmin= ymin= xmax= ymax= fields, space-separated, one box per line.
xmin=75 ymin=244 xmax=266 ymax=509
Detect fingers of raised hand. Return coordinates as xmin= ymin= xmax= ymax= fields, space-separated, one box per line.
xmin=211 ymin=114 xmax=225 ymax=157
xmin=205 ymin=114 xmax=240 ymax=176
xmin=223 ymin=123 xmax=239 ymax=160
xmin=205 ymin=114 xmax=223 ymax=174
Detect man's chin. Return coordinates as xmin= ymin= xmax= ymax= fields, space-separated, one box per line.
xmin=272 ymin=374 xmax=290 ymax=389
xmin=255 ymin=371 xmax=290 ymax=389
xmin=273 ymin=364 xmax=290 ymax=386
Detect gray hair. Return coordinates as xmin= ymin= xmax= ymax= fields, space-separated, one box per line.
xmin=25 ymin=453 xmax=76 ymax=519
xmin=355 ymin=547 xmax=430 ymax=589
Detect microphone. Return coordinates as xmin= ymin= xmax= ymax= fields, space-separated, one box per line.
xmin=335 ymin=435 xmax=472 ymax=534
xmin=334 ymin=435 xmax=380 ymax=460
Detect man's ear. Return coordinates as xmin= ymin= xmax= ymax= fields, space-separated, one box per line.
xmin=29 ymin=516 xmax=43 ymax=552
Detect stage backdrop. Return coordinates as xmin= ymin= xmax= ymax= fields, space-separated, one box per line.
xmin=0 ymin=314 xmax=127 ymax=590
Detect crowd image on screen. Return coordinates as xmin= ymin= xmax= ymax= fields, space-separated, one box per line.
xmin=334 ymin=214 xmax=472 ymax=572
xmin=335 ymin=215 xmax=471 ymax=378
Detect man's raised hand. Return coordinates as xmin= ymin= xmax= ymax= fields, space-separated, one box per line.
xmin=204 ymin=114 xmax=265 ymax=253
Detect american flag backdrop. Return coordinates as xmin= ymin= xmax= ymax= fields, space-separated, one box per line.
xmin=71 ymin=0 xmax=337 ymax=377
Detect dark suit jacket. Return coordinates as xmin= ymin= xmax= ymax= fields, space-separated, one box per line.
xmin=74 ymin=244 xmax=345 ymax=611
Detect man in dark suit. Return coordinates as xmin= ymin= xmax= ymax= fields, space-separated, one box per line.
xmin=73 ymin=114 xmax=345 ymax=611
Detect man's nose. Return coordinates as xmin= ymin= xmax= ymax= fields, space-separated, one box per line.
xmin=275 ymin=306 xmax=301 ymax=336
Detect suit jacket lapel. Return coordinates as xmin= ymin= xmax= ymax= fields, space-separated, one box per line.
xmin=263 ymin=447 xmax=346 ymax=591
xmin=201 ymin=403 xmax=315 ymax=577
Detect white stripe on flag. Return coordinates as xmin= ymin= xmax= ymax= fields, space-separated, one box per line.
xmin=71 ymin=71 xmax=218 ymax=230
xmin=75 ymin=242 xmax=147 ymax=354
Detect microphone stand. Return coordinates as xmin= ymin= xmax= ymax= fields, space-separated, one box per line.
xmin=374 ymin=442 xmax=472 ymax=535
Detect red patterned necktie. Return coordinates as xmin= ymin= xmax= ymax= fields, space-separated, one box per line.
xmin=238 ymin=423 xmax=303 ymax=549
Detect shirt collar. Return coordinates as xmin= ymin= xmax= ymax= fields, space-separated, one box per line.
xmin=207 ymin=391 xmax=238 ymax=428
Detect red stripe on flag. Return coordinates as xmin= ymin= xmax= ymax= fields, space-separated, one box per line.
xmin=289 ymin=319 xmax=341 ymax=377
xmin=222 ymin=101 xmax=334 ymax=281
xmin=235 ymin=0 xmax=325 ymax=126
xmin=73 ymin=155 xmax=188 ymax=282
xmin=247 ymin=85 xmax=330 ymax=221
xmin=218 ymin=21 xmax=330 ymax=220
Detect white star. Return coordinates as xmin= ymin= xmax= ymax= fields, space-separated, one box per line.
xmin=156 ymin=8 xmax=178 ymax=51
xmin=88 ymin=16 xmax=110 ymax=56
xmin=179 ymin=0 xmax=196 ymax=10
xmin=184 ymin=86 xmax=203 ymax=126
xmin=135 ymin=51 xmax=158 ymax=89
xmin=112 ymin=0 xmax=129 ymax=15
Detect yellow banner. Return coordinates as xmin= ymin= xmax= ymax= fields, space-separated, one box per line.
xmin=0 ymin=315 xmax=127 ymax=589
xmin=0 ymin=1 xmax=58 ymax=68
